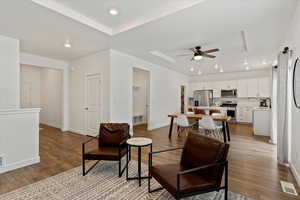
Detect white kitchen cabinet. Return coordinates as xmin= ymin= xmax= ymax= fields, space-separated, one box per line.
xmin=211 ymin=81 xmax=221 ymax=98
xmin=247 ymin=79 xmax=259 ymax=97
xmin=222 ymin=80 xmax=237 ymax=90
xmin=258 ymin=77 xmax=271 ymax=97
xmin=237 ymin=79 xmax=248 ymax=98
xmin=253 ymin=109 xmax=271 ymax=136
xmin=237 ymin=106 xmax=253 ymax=123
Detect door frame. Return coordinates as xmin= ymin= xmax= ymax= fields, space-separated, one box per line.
xmin=132 ymin=67 xmax=151 ymax=130
xmin=84 ymin=73 xmax=102 ymax=136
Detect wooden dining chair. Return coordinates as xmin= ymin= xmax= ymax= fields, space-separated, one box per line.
xmin=209 ymin=109 xmax=221 ymax=115
xmin=194 ymin=108 xmax=206 ymax=115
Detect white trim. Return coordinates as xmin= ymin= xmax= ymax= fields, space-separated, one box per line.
xmin=148 ymin=122 xmax=170 ymax=131
xmin=0 ymin=108 xmax=41 ymax=115
xmin=31 ymin=0 xmax=112 ymax=35
xmin=290 ymin=163 xmax=300 ymax=187
xmin=0 ymin=157 xmax=40 ymax=174
xmin=20 ymin=52 xmax=69 ymax=70
xmin=68 ymin=128 xmax=86 ymax=136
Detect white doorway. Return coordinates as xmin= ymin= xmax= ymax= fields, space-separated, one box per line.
xmin=20 ymin=65 xmax=63 ymax=129
xmin=84 ymin=73 xmax=101 ymax=137
xmin=132 ymin=68 xmax=150 ymax=129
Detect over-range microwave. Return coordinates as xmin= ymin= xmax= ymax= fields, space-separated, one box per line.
xmin=221 ymin=89 xmax=237 ymax=98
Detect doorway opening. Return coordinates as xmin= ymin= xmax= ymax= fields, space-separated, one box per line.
xmin=132 ymin=68 xmax=150 ymax=130
xmin=20 ymin=65 xmax=63 ymax=130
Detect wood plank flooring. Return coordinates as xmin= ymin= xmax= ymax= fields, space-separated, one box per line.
xmin=0 ymin=123 xmax=299 ymax=200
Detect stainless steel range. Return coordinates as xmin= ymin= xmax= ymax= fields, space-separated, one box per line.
xmin=220 ymin=101 xmax=237 ymax=122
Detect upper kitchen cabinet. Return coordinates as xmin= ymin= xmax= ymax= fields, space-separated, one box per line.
xmin=247 ymin=78 xmax=259 ymax=97
xmin=237 ymin=79 xmax=248 ymax=98
xmin=258 ymin=77 xmax=271 ymax=97
xmin=222 ymin=80 xmax=237 ymax=90
xmin=211 ymin=81 xmax=221 ymax=98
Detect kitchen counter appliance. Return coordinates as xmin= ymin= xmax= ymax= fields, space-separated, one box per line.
xmin=220 ymin=101 xmax=237 ymax=122
xmin=221 ymin=89 xmax=237 ymax=98
xmin=193 ymin=90 xmax=213 ymax=107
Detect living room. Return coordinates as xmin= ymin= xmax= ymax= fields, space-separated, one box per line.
xmin=1 ymin=0 xmax=300 ymax=200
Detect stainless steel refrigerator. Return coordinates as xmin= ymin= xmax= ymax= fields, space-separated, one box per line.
xmin=193 ymin=90 xmax=214 ymax=107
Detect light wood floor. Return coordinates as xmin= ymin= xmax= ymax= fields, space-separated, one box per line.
xmin=0 ymin=123 xmax=299 ymax=200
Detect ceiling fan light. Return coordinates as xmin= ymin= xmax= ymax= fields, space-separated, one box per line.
xmin=193 ymin=55 xmax=203 ymax=60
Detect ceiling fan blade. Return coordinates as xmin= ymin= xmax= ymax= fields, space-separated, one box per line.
xmin=202 ymin=48 xmax=219 ymax=53
xmin=201 ymin=53 xmax=216 ymax=58
xmin=189 ymin=48 xmax=197 ymax=53
xmin=176 ymin=54 xmax=191 ymax=57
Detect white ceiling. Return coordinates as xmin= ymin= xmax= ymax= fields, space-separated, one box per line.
xmin=52 ymin=0 xmax=206 ymax=34
xmin=0 ymin=0 xmax=298 ymax=75
xmin=0 ymin=0 xmax=111 ymax=60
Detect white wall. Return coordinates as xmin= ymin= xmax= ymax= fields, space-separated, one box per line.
xmin=20 ymin=65 xmax=63 ymax=129
xmin=189 ymin=68 xmax=272 ymax=82
xmin=20 ymin=52 xmax=70 ymax=131
xmin=69 ymin=50 xmax=110 ymax=135
xmin=40 ymin=68 xmax=63 ymax=128
xmin=110 ymin=50 xmax=189 ymax=131
xmin=0 ymin=35 xmax=20 ymax=108
xmin=0 ymin=109 xmax=40 ymax=174
xmin=282 ymin=0 xmax=300 ymax=186
xmin=0 ymin=35 xmax=40 ymax=174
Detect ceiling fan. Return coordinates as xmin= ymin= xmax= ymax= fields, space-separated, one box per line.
xmin=177 ymin=46 xmax=219 ymax=61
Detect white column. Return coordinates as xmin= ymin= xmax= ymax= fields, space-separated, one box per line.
xmin=61 ymin=67 xmax=70 ymax=131
xmin=0 ymin=35 xmax=20 ymax=108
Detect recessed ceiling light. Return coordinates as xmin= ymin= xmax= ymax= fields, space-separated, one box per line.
xmin=190 ymin=67 xmax=194 ymax=72
xmin=219 ymin=68 xmax=224 ymax=73
xmin=198 ymin=70 xmax=202 ymax=75
xmin=64 ymin=40 xmax=71 ymax=48
xmin=262 ymin=60 xmax=267 ymax=65
xmin=109 ymin=8 xmax=119 ymax=16
xmin=193 ymin=55 xmax=203 ymax=61
xmin=214 ymin=64 xmax=219 ymax=69
xmin=245 ymin=66 xmax=250 ymax=71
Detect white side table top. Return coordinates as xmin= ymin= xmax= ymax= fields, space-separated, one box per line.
xmin=127 ymin=137 xmax=152 ymax=147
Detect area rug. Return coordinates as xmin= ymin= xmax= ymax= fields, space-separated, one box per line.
xmin=0 ymin=160 xmax=253 ymax=200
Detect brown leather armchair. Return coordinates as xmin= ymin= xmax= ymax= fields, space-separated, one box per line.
xmin=82 ymin=123 xmax=130 ymax=177
xmin=148 ymin=132 xmax=229 ymax=200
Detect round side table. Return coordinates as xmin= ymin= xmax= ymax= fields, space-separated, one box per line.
xmin=126 ymin=137 xmax=152 ymax=187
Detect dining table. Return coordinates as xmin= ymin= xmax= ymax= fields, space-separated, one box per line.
xmin=167 ymin=113 xmax=231 ymax=143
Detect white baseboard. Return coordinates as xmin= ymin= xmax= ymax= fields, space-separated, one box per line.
xmin=290 ymin=162 xmax=300 ymax=187
xmin=0 ymin=156 xmax=40 ymax=174
xmin=68 ymin=128 xmax=85 ymax=135
xmin=148 ymin=122 xmax=170 ymax=131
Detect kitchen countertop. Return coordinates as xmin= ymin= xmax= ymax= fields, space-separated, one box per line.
xmin=189 ymin=106 xmax=227 ymax=110
xmin=253 ymin=107 xmax=271 ymax=111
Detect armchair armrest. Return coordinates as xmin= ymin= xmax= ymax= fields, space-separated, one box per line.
xmin=82 ymin=136 xmax=98 ymax=155
xmin=178 ymin=160 xmax=227 ymax=175
xmin=149 ymin=147 xmax=183 ymax=155
xmin=176 ymin=161 xmax=228 ymax=192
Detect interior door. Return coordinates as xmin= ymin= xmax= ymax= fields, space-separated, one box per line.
xmin=85 ymin=74 xmax=101 ymax=137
